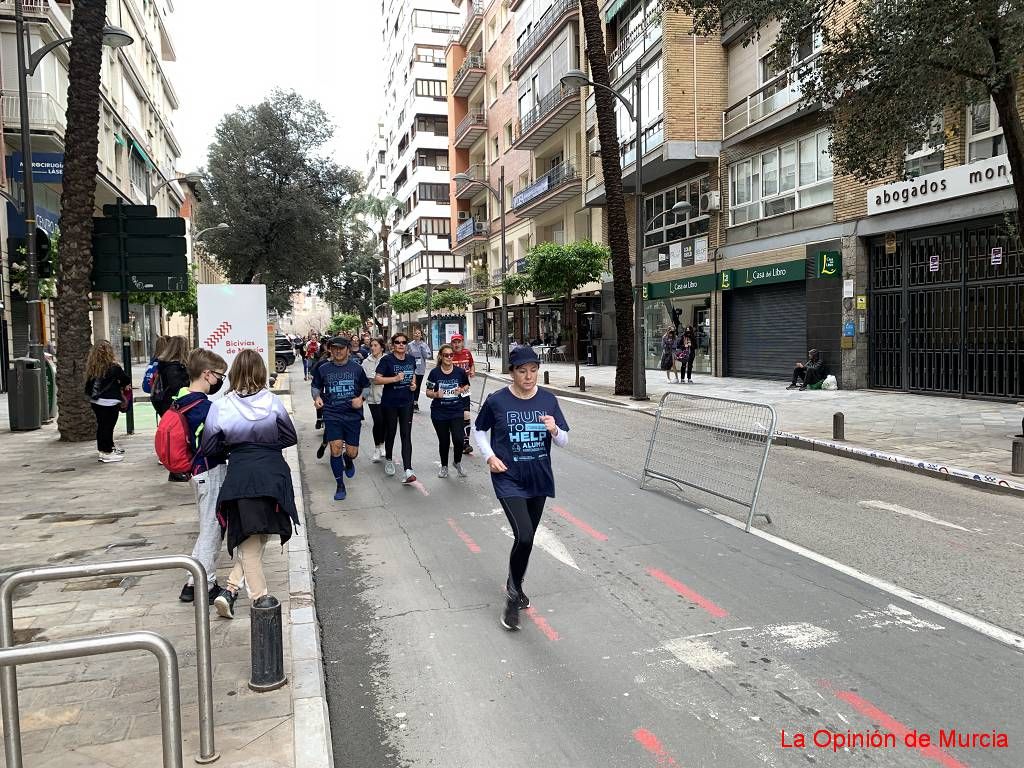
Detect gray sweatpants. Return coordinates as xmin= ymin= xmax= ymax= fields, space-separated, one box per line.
xmin=187 ymin=463 xmax=227 ymax=586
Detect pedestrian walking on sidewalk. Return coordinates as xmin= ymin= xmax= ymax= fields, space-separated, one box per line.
xmin=199 ymin=350 xmax=299 ymax=620
xmin=426 ymin=344 xmax=471 ymax=478
xmin=660 ymin=329 xmax=679 ymax=382
xmin=311 ymin=340 xmax=330 ymax=432
xmin=84 ymin=340 xmax=131 ymax=463
xmin=172 ymin=348 xmax=229 ymax=604
xmin=153 ymin=335 xmax=192 ymax=481
xmin=361 ymin=337 xmax=387 ymax=463
xmin=450 ymin=334 xmax=476 ymax=455
xmin=375 ymin=333 xmax=419 ymax=484
xmin=312 ymin=336 xmax=370 ymax=501
xmin=678 ymin=326 xmax=696 ymax=383
xmin=473 ymin=346 xmax=570 ymax=631
xmin=407 ymin=328 xmax=431 ymax=412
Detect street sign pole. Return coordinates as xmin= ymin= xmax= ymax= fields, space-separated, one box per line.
xmin=115 ymin=198 xmax=134 ymax=434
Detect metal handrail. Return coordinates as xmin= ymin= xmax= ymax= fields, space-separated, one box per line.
xmin=607 ymin=11 xmax=662 ymax=80
xmin=517 ymin=82 xmax=579 ymax=138
xmin=1 ymin=555 xmax=218 ymax=766
xmin=454 ymin=53 xmax=485 ymax=89
xmin=512 ymin=0 xmax=578 ymax=72
xmin=512 ymin=158 xmax=580 ymax=209
xmin=722 ymin=51 xmax=821 ymax=138
xmin=0 ymin=632 xmax=182 ymax=768
xmin=455 ymin=163 xmax=487 ymax=194
xmin=455 ymin=109 xmax=486 ymax=141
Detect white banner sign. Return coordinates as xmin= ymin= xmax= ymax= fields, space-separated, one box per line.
xmin=198 ymin=284 xmax=269 ymax=377
xmin=867 ymin=156 xmax=1013 ymax=216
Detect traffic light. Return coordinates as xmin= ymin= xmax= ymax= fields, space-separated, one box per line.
xmin=37 ymin=229 xmax=52 ymax=278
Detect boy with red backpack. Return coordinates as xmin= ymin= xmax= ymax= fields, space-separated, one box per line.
xmin=155 ymin=348 xmax=229 ymax=604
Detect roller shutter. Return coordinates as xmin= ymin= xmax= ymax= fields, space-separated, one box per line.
xmin=725 ymin=282 xmax=806 ymax=379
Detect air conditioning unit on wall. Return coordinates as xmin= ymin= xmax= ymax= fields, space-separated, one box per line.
xmin=700 ymin=191 xmax=721 ymax=212
xmin=457 ymin=211 xmax=471 ymax=221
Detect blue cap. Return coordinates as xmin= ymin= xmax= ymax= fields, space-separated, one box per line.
xmin=509 ymin=346 xmax=541 ymax=369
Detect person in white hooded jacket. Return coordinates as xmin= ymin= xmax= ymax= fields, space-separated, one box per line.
xmin=199 ymin=350 xmax=298 ymax=619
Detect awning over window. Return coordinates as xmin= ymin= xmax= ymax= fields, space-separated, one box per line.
xmin=604 ymin=0 xmax=629 ymax=21
xmin=131 ymin=140 xmax=153 ymax=169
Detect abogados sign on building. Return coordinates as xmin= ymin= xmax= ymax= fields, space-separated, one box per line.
xmin=867 ymin=155 xmax=1013 ymax=216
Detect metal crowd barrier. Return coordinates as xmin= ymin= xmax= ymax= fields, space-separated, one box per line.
xmin=1 ymin=555 xmax=218 ymax=766
xmin=0 ymin=632 xmax=183 ymax=768
xmin=641 ymin=392 xmax=777 ymax=531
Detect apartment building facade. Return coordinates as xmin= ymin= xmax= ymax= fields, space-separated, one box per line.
xmin=0 ymin=0 xmax=184 ymax=389
xmin=377 ymin=0 xmax=465 ymax=348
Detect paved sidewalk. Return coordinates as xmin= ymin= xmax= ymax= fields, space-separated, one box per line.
xmin=476 ymin=362 xmax=1024 ymax=488
xmin=0 ymin=387 xmax=330 ymax=767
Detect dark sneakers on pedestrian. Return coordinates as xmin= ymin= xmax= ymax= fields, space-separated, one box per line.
xmin=316 ymin=441 xmax=327 ymax=459
xmin=505 ymin=584 xmax=529 ymax=609
xmin=500 ymin=596 xmax=520 ymax=631
xmin=179 ymin=583 xmax=223 ymax=603
xmin=214 ymin=589 xmax=237 ymax=619
xmin=344 ymin=455 xmax=356 ymax=478
xmin=334 ymin=483 xmax=347 ymax=501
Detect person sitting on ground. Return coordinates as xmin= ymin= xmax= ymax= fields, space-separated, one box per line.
xmin=788 ymin=349 xmax=827 ymax=391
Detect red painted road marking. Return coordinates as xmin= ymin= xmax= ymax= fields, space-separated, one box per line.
xmin=525 ymin=607 xmax=559 ymax=641
xmin=646 ymin=567 xmax=729 ymax=618
xmin=632 ymin=728 xmax=679 ymax=767
xmin=553 ymin=505 xmax=609 ymax=541
xmin=830 ymin=687 xmax=967 ymax=768
xmin=447 ymin=518 xmax=480 ymax=553
xmin=407 ymin=479 xmax=430 ymax=496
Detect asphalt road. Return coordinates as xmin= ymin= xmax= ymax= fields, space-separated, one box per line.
xmin=296 ymin=379 xmax=1024 ymax=768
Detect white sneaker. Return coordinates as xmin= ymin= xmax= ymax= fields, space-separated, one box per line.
xmin=112 ymin=445 xmax=126 ymax=455
xmin=384 ymin=459 xmax=396 ymax=476
xmin=437 ymin=466 xmax=449 ymax=478
xmin=98 ymin=451 xmax=124 ymax=463
xmin=454 ymin=463 xmax=467 ymax=478
xmin=371 ymin=446 xmax=382 ymax=463
xmin=402 ymin=469 xmax=417 ymax=484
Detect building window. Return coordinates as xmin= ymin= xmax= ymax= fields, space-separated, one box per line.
xmin=504 ymin=121 xmax=514 ymax=150
xmin=502 ymin=59 xmax=512 ymax=89
xmin=729 ymin=129 xmax=832 ymax=225
xmin=417 ymin=217 xmax=451 ymax=237
xmin=492 ymin=133 xmax=500 ymax=161
xmin=413 ymin=44 xmax=445 ymax=66
xmin=415 ymin=79 xmax=447 ymax=99
xmin=904 ymin=115 xmax=945 ymax=178
xmin=418 ymin=183 xmax=449 ymax=203
xmin=644 ymin=175 xmax=711 ymax=248
xmin=415 ymin=114 xmax=448 ymax=137
xmin=967 ymin=98 xmax=1005 ymax=162
xmin=488 ymin=75 xmax=498 ymax=104
xmin=412 ymin=9 xmax=459 ymax=33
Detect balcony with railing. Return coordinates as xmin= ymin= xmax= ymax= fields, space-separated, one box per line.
xmin=512 ymin=158 xmax=582 ymax=216
xmin=608 ymin=12 xmax=662 ymax=83
xmin=723 ymin=52 xmax=821 ymax=140
xmin=1 ymin=90 xmax=66 ymax=138
xmin=458 ymin=0 xmax=485 ymax=46
xmin=511 ymin=0 xmax=578 ymax=77
xmin=454 ymin=109 xmax=487 ymax=148
xmin=0 ymin=0 xmax=72 ymax=38
xmin=453 ymin=53 xmax=486 ymax=98
xmin=513 ymin=83 xmax=580 ymax=151
xmin=455 ymin=163 xmax=487 ymax=199
xmin=454 ymin=217 xmax=490 ymax=250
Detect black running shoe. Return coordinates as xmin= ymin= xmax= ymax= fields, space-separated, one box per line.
xmin=178 ymin=583 xmax=194 ymax=603
xmin=505 ymin=585 xmax=529 ymax=609
xmin=500 ymin=596 xmax=520 ymax=631
xmin=315 ymin=418 xmax=324 ymax=430
xmin=316 ymin=441 xmax=327 ymax=459
xmin=214 ymin=589 xmax=237 ymax=619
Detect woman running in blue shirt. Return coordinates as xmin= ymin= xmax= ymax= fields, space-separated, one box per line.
xmin=473 ymin=346 xmax=569 ymax=631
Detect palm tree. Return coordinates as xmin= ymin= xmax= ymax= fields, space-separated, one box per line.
xmin=580 ymin=0 xmax=635 ymax=396
xmin=351 ymin=192 xmax=401 ymax=328
xmin=55 ymin=0 xmax=106 ymax=441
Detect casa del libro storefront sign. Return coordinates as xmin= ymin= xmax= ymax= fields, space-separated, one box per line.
xmin=867 ymin=155 xmax=1013 ymax=216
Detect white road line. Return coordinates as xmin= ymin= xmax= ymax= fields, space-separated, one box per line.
xmin=852 ymin=604 xmax=944 ymax=632
xmin=500 ymin=523 xmax=580 ymax=571
xmin=857 ymin=500 xmax=973 ymax=532
xmin=698 ymin=509 xmax=1024 ymax=652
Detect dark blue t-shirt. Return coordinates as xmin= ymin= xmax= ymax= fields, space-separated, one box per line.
xmin=474 ymin=386 xmax=569 ymax=499
xmin=312 ymin=359 xmax=369 ymax=422
xmin=426 ymin=366 xmax=469 ymax=421
xmin=376 ymin=353 xmax=417 ymax=408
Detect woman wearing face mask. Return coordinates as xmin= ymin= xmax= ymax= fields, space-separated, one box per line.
xmin=473 ymin=347 xmax=570 ymax=631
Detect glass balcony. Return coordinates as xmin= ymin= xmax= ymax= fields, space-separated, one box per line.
xmin=723 ymin=52 xmax=820 ymax=139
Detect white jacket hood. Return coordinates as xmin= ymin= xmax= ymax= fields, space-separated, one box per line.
xmin=225 ymin=389 xmax=276 ymax=422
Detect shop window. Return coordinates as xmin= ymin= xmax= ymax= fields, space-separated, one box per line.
xmin=967 ymin=98 xmax=1005 ymax=162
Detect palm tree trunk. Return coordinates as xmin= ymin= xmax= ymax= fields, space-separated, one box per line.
xmin=580 ymin=0 xmax=634 ymax=397
xmin=55 ymin=0 xmax=106 ymax=441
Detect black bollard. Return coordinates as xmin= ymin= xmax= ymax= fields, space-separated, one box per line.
xmin=579 ymin=376 xmax=586 ymax=392
xmin=249 ymin=595 xmax=287 ymax=692
xmin=833 ymin=412 xmax=845 ymax=441
xmin=544 ymin=370 xmax=549 ymax=385
xmin=1012 ymin=439 xmax=1024 ymax=477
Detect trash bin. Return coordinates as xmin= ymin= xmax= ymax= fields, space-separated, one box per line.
xmin=8 ymin=357 xmax=43 ymax=431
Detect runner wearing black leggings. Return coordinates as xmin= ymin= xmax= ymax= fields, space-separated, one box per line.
xmin=426 ymin=344 xmax=471 ymax=478
xmin=473 ymin=346 xmax=569 ymax=631
xmin=374 ymin=333 xmax=418 ymax=484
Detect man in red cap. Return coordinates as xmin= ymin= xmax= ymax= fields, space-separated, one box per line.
xmin=449 ymin=334 xmax=475 ymax=454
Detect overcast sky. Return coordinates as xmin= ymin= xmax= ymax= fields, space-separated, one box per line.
xmin=166 ymin=0 xmax=383 ymax=177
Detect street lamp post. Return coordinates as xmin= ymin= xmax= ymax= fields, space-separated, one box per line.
xmin=12 ymin=0 xmax=133 ymax=363
xmin=452 ymin=166 xmax=508 ymax=372
xmin=147 ymin=172 xmax=202 ymax=207
xmin=562 ymin=64 xmax=647 ymax=399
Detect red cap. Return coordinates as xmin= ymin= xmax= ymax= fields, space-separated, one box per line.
xmin=450 ymin=333 xmax=464 ymax=340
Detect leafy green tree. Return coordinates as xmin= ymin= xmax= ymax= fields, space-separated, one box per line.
xmin=201 ymin=89 xmax=363 ymax=313
xmin=55 ymin=0 xmax=106 ymax=441
xmin=429 ymin=287 xmax=472 ymax=312
xmin=581 ymin=0 xmax=636 ymax=396
xmin=327 ymin=313 xmax=362 ymax=336
xmin=504 ymin=241 xmax=608 ymax=386
xmin=389 ymin=288 xmax=425 ymax=315
xmin=665 ymin=0 xmax=1024 ymax=233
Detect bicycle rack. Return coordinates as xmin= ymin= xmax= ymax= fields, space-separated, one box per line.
xmin=0 ymin=631 xmax=183 ymax=768
xmin=1 ymin=555 xmax=219 ymax=766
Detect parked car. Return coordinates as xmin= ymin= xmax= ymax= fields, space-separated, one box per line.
xmin=274 ymin=335 xmax=296 ymax=373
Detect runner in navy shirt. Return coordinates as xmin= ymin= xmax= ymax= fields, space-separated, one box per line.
xmin=312 ymin=336 xmax=369 ymax=501
xmin=426 ymin=344 xmax=471 ymax=478
xmin=473 ymin=346 xmax=569 ymax=631
xmin=374 ymin=333 xmax=419 ymax=483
